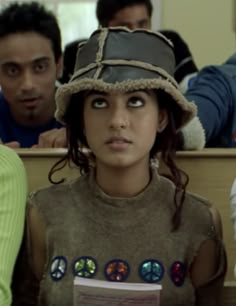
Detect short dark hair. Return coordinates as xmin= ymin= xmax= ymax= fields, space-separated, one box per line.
xmin=96 ymin=0 xmax=153 ymax=27
xmin=0 ymin=1 xmax=62 ymax=62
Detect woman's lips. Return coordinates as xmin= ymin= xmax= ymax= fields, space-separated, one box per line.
xmin=106 ymin=137 xmax=132 ymax=151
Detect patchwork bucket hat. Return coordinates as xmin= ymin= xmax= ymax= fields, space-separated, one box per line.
xmin=55 ymin=27 xmax=196 ymax=130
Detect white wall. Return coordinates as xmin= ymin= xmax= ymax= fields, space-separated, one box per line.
xmin=160 ymin=0 xmax=236 ymax=68
xmin=151 ymin=0 xmax=162 ymax=30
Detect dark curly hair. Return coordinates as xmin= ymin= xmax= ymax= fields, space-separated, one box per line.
xmin=0 ymin=1 xmax=62 ymax=62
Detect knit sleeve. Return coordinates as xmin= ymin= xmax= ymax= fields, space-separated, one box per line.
xmin=0 ymin=145 xmax=27 ymax=306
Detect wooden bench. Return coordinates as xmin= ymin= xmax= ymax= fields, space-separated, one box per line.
xmin=17 ymin=148 xmax=236 ymax=282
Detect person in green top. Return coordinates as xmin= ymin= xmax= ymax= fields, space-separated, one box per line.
xmin=0 ymin=145 xmax=27 ymax=306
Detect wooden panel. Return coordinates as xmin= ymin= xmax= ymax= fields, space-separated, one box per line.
xmin=17 ymin=148 xmax=236 ymax=282
xmin=18 ymin=148 xmax=78 ymax=191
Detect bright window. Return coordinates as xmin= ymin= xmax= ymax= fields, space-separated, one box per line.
xmin=0 ymin=0 xmax=161 ymax=49
xmin=0 ymin=0 xmax=98 ymax=49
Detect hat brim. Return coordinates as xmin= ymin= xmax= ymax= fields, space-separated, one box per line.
xmin=55 ymin=77 xmax=196 ymax=131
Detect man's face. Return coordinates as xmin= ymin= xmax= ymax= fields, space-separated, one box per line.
xmin=0 ymin=32 xmax=62 ymax=126
xmin=108 ymin=4 xmax=151 ymax=30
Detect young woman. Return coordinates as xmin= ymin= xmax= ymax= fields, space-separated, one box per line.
xmin=0 ymin=145 xmax=27 ymax=306
xmin=16 ymin=28 xmax=226 ymax=306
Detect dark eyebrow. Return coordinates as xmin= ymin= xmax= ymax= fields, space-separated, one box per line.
xmin=1 ymin=61 xmax=19 ymax=67
xmin=138 ymin=18 xmax=149 ymax=24
xmin=0 ymin=56 xmax=50 ymax=67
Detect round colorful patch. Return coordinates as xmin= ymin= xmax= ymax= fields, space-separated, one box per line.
xmin=170 ymin=261 xmax=186 ymax=287
xmin=104 ymin=259 xmax=130 ymax=282
xmin=139 ymin=259 xmax=164 ymax=283
xmin=73 ymin=256 xmax=97 ymax=278
xmin=50 ymin=256 xmax=67 ymax=281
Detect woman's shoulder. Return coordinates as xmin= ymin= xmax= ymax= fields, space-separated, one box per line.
xmin=183 ymin=191 xmax=221 ymax=238
xmin=27 ymin=174 xmax=88 ymax=208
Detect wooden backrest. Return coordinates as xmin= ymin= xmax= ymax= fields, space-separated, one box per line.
xmin=17 ymin=148 xmax=236 ymax=282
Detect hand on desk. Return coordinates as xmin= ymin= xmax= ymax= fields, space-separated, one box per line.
xmin=33 ymin=127 xmax=67 ymax=148
xmin=0 ymin=127 xmax=67 ymax=148
xmin=1 ymin=141 xmax=20 ymax=148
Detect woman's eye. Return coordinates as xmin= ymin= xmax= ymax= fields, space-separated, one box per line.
xmin=128 ymin=97 xmax=144 ymax=107
xmin=91 ymin=99 xmax=108 ymax=109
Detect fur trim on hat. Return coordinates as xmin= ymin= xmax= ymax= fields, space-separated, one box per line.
xmin=55 ymin=78 xmax=197 ymax=131
xmin=181 ymin=116 xmax=206 ymax=150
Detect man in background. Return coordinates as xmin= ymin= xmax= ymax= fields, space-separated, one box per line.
xmin=184 ymin=54 xmax=236 ymax=148
xmin=0 ymin=1 xmax=66 ymax=148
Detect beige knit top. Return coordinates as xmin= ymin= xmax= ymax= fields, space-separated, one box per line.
xmin=28 ymin=170 xmax=226 ymax=306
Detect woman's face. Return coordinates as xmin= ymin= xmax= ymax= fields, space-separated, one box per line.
xmin=83 ymin=90 xmax=167 ymax=170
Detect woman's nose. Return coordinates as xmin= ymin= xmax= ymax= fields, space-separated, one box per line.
xmin=109 ymin=106 xmax=130 ymax=130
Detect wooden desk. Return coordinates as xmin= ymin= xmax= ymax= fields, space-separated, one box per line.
xmin=17 ymin=148 xmax=236 ymax=282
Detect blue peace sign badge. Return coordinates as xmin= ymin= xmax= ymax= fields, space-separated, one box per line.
xmin=104 ymin=259 xmax=130 ymax=282
xmin=73 ymin=256 xmax=97 ymax=278
xmin=50 ymin=256 xmax=67 ymax=281
xmin=170 ymin=261 xmax=186 ymax=287
xmin=139 ymin=259 xmax=164 ymax=283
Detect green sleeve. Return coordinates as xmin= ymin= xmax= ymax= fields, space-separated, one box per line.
xmin=0 ymin=145 xmax=27 ymax=306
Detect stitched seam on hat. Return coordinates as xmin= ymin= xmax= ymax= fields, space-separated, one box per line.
xmin=107 ymin=26 xmax=174 ymax=49
xmin=72 ymin=63 xmax=97 ymax=81
xmin=71 ymin=60 xmax=178 ymax=88
xmin=94 ymin=66 xmax=103 ymax=79
xmin=96 ymin=28 xmax=108 ymax=63
xmin=101 ymin=59 xmax=178 ymax=87
xmin=93 ymin=28 xmax=108 ymax=80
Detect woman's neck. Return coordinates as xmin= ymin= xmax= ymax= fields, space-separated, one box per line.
xmin=95 ymin=161 xmax=151 ymax=197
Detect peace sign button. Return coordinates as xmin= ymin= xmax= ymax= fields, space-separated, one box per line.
xmin=170 ymin=261 xmax=186 ymax=287
xmin=104 ymin=259 xmax=130 ymax=282
xmin=50 ymin=256 xmax=67 ymax=281
xmin=73 ymin=256 xmax=97 ymax=278
xmin=139 ymin=259 xmax=164 ymax=283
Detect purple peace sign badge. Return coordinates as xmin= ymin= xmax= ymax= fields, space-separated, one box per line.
xmin=170 ymin=261 xmax=186 ymax=287
xmin=104 ymin=259 xmax=130 ymax=282
xmin=139 ymin=259 xmax=164 ymax=283
xmin=50 ymin=256 xmax=67 ymax=281
xmin=73 ymin=256 xmax=97 ymax=278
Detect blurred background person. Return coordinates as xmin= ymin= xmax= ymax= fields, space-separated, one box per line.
xmin=0 ymin=2 xmax=65 ymax=148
